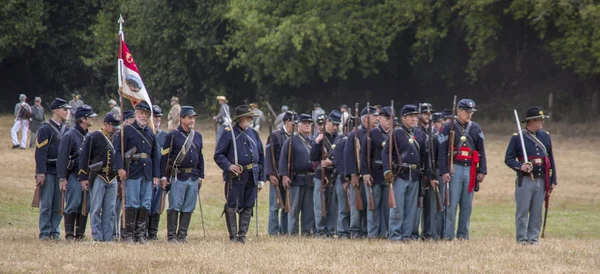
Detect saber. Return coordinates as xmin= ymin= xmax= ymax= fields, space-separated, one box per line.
xmin=198 ymin=191 xmax=206 ymax=238
xmin=514 ymin=110 xmax=534 ymax=180
xmin=223 ymin=104 xmax=242 ymax=174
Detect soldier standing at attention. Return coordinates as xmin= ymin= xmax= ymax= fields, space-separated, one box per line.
xmin=114 ymin=101 xmax=161 ymax=244
xmin=279 ymin=114 xmax=316 ymax=236
xmin=505 ymin=107 xmax=556 ymax=245
xmin=79 ymin=113 xmax=121 ymax=242
xmin=112 ymin=109 xmax=135 ymax=241
xmin=161 ymin=106 xmax=204 ymax=243
xmin=333 ymin=117 xmax=351 ymax=239
xmin=147 ymin=105 xmax=167 ymax=241
xmin=214 ymin=105 xmax=265 ymax=244
xmin=35 ymin=98 xmax=71 ymax=240
xmin=57 ymin=105 xmax=96 ymax=241
xmin=437 ymin=99 xmax=487 ymax=241
xmin=417 ymin=103 xmax=436 ymax=240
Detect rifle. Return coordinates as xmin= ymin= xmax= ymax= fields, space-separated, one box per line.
xmin=59 ymin=138 xmax=75 ymax=216
xmin=388 ymin=100 xmax=397 ymax=208
xmin=445 ymin=95 xmax=457 ymax=207
xmin=285 ymin=112 xmax=295 ymax=213
xmin=160 ymin=136 xmax=175 ymax=215
xmin=366 ymin=102 xmax=375 ymax=211
xmin=319 ymin=127 xmax=328 ymax=218
xmin=59 ymin=190 xmax=65 ymax=216
xmin=429 ymin=125 xmax=443 ymax=212
xmin=31 ymin=183 xmax=40 ymax=208
xmin=353 ymin=103 xmax=364 ymax=211
xmin=266 ymin=103 xmax=284 ymax=209
xmin=83 ymin=161 xmax=103 ymax=216
xmin=122 ymin=146 xmax=137 ymax=226
xmin=542 ymin=171 xmax=552 ymax=238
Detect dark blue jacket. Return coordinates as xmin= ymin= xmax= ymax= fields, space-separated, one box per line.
xmin=333 ymin=135 xmax=347 ymax=179
xmin=382 ymin=125 xmax=430 ymax=181
xmin=214 ymin=125 xmax=265 ymax=183
xmin=57 ymin=124 xmax=88 ymax=180
xmin=78 ymin=129 xmax=118 ymax=183
xmin=505 ymin=129 xmax=557 ymax=185
xmin=437 ymin=120 xmax=487 ymax=175
xmin=35 ymin=119 xmax=68 ymax=175
xmin=160 ymin=126 xmax=205 ymax=181
xmin=344 ymin=125 xmax=368 ymax=177
xmin=310 ymin=131 xmax=341 ymax=181
xmin=361 ymin=125 xmax=389 ymax=184
xmin=155 ymin=129 xmax=167 ymax=152
xmin=278 ymin=133 xmax=314 ymax=186
xmin=114 ymin=121 xmax=161 ymax=181
xmin=265 ymin=127 xmax=290 ymax=176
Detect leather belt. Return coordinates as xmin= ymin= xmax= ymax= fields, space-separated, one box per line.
xmin=243 ymin=163 xmax=257 ymax=170
xmin=455 ymin=151 xmax=471 ymax=156
xmin=401 ymin=163 xmax=418 ymax=169
xmin=293 ymin=172 xmax=314 ymax=176
xmin=532 ymin=158 xmax=543 ymax=164
xmin=177 ymin=168 xmax=196 ymax=173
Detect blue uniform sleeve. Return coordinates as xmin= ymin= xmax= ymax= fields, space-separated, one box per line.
xmin=382 ymin=131 xmax=391 ymax=174
xmin=310 ymin=137 xmax=323 ymax=161
xmin=197 ymin=134 xmax=205 ymax=179
xmin=474 ymin=123 xmax=487 ymax=174
xmin=360 ymin=132 xmax=370 ymax=175
xmin=114 ymin=130 xmax=124 ymax=170
xmin=214 ymin=129 xmax=233 ymax=172
xmin=437 ymin=123 xmax=451 ymax=175
xmin=504 ymin=135 xmax=522 ymax=171
xmin=546 ymin=132 xmax=557 ymax=185
xmin=160 ymin=133 xmax=173 ymax=178
xmin=56 ymin=133 xmax=71 ymax=180
xmin=419 ymin=131 xmax=431 ymax=178
xmin=344 ymin=131 xmax=358 ymax=176
xmin=256 ymin=131 xmax=266 ymax=181
xmin=78 ymin=134 xmax=92 ymax=181
xmin=34 ymin=126 xmax=50 ymax=174
xmin=278 ymin=138 xmax=290 ymax=177
xmin=152 ymin=133 xmax=161 ymax=178
xmin=334 ymin=138 xmax=347 ymax=177
xmin=264 ymin=132 xmax=278 ymax=176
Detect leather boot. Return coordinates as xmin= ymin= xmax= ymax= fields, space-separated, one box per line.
xmin=238 ymin=207 xmax=253 ymax=244
xmin=64 ymin=213 xmax=75 ymax=241
xmin=124 ymin=208 xmax=137 ymax=243
xmin=177 ymin=212 xmax=192 ymax=243
xmin=167 ymin=210 xmax=178 ymax=242
xmin=147 ymin=214 xmax=160 ymax=241
xmin=135 ymin=207 xmax=149 ymax=244
xmin=225 ymin=207 xmax=238 ymax=242
xmin=75 ymin=213 xmax=88 ymax=241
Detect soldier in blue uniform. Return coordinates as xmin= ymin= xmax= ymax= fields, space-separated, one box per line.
xmin=333 ymin=117 xmax=352 ymax=238
xmin=112 ymin=109 xmax=135 ymax=241
xmin=505 ymin=107 xmax=557 ymax=245
xmin=437 ymin=99 xmax=487 ymax=241
xmin=57 ymin=105 xmax=96 ymax=241
xmin=78 ymin=113 xmax=121 ymax=241
xmin=35 ymin=98 xmax=71 ymax=240
xmin=361 ymin=106 xmax=394 ymax=239
xmin=279 ymin=114 xmax=315 ymax=236
xmin=344 ymin=105 xmax=378 ymax=238
xmin=417 ymin=103 xmax=437 ymax=240
xmin=383 ymin=104 xmax=431 ymax=241
xmin=265 ymin=111 xmax=297 ymax=235
xmin=114 ymin=101 xmax=161 ymax=243
xmin=311 ymin=110 xmax=342 ymax=237
xmin=313 ymin=114 xmax=325 ymax=138
xmin=147 ymin=105 xmax=167 ymax=240
xmin=160 ymin=106 xmax=204 ymax=243
xmin=214 ymin=105 xmax=265 ymax=244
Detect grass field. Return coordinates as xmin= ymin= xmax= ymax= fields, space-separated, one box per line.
xmin=0 ymin=115 xmax=598 ymax=273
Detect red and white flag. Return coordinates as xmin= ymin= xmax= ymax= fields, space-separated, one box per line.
xmin=118 ymin=38 xmax=152 ymax=108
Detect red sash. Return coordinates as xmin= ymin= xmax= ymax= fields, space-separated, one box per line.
xmin=455 ymin=147 xmax=479 ymax=193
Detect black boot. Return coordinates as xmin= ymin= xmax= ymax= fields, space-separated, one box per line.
xmin=147 ymin=214 xmax=160 ymax=241
xmin=64 ymin=213 xmax=75 ymax=241
xmin=238 ymin=207 xmax=253 ymax=244
xmin=167 ymin=210 xmax=178 ymax=243
xmin=225 ymin=207 xmax=238 ymax=242
xmin=124 ymin=208 xmax=137 ymax=243
xmin=75 ymin=214 xmax=88 ymax=241
xmin=135 ymin=208 xmax=149 ymax=244
xmin=177 ymin=212 xmax=192 ymax=243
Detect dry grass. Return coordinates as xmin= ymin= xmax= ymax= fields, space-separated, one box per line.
xmin=0 ymin=115 xmax=598 ymax=273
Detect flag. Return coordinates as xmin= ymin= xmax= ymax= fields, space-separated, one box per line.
xmin=118 ymin=38 xmax=152 ymax=109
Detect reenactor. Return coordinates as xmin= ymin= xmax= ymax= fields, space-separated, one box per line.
xmin=383 ymin=104 xmax=430 ymax=241
xmin=432 ymin=112 xmax=443 ymax=132
xmin=333 ymin=117 xmax=352 ymax=239
xmin=161 ymin=106 xmax=205 ymax=243
xmin=505 ymin=107 xmax=556 ymax=245
xmin=78 ymin=113 xmax=121 ymax=241
xmin=265 ymin=111 xmax=297 ymax=235
xmin=57 ymin=105 xmax=96 ymax=241
xmin=35 ymin=98 xmax=71 ymax=240
xmin=361 ymin=106 xmax=394 ymax=239
xmin=278 ymin=114 xmax=315 ymax=236
xmin=214 ymin=105 xmax=265 ymax=244
xmin=311 ymin=110 xmax=343 ymax=237
xmin=313 ymin=114 xmax=325 ymax=138
xmin=114 ymin=101 xmax=161 ymax=244
xmin=344 ymin=105 xmax=378 ymax=238
xmin=147 ymin=105 xmax=167 ymax=240
xmin=112 ymin=109 xmax=135 ymax=241
xmin=417 ymin=103 xmax=435 ymax=240
xmin=437 ymin=99 xmax=487 ymax=241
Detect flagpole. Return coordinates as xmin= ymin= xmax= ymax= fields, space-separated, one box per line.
xmin=118 ymin=14 xmax=126 ymax=231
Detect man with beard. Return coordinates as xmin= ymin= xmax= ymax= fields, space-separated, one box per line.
xmin=415 ymin=103 xmax=437 ymax=240
xmin=161 ymin=106 xmax=204 ymax=243
xmin=112 ymin=109 xmax=135 ymax=241
xmin=114 ymin=101 xmax=161 ymax=244
xmin=147 ymin=105 xmax=167 ymax=241
xmin=58 ymin=105 xmax=96 ymax=241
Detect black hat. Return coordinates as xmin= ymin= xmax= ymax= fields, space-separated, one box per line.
xmin=104 ymin=113 xmax=121 ymax=129
xmin=432 ymin=112 xmax=442 ymax=122
xmin=135 ymin=101 xmax=151 ymax=112
xmin=521 ymin=106 xmax=549 ymax=123
xmin=394 ymin=117 xmax=399 ymax=126
xmin=419 ymin=103 xmax=433 ymax=113
xmin=340 ymin=104 xmax=348 ymax=109
xmin=123 ymin=110 xmax=135 ymax=120
xmin=379 ymin=106 xmax=395 ymax=117
xmin=457 ymin=99 xmax=477 ymax=112
xmin=327 ymin=110 xmax=342 ymax=125
xmin=282 ymin=111 xmax=298 ymax=122
xmin=360 ymin=106 xmax=378 ymax=116
xmin=441 ymin=109 xmax=453 ymax=119
xmin=152 ymin=105 xmax=163 ymax=117
xmin=316 ymin=114 xmax=326 ymax=124
xmin=50 ymin=98 xmax=71 ymax=110
xmin=233 ymin=105 xmax=256 ymax=120
xmin=180 ymin=106 xmax=197 ymax=117
xmin=298 ymin=113 xmax=313 ymax=123
xmin=75 ymin=105 xmax=97 ymax=119
xmin=401 ymin=104 xmax=419 ymax=116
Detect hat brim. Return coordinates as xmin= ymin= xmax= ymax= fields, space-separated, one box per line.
xmin=521 ymin=115 xmax=549 ymax=123
xmin=402 ymin=111 xmax=419 ymax=116
xmin=459 ymin=108 xmax=477 ymax=112
xmin=111 ymin=123 xmax=121 ymax=129
xmin=234 ymin=111 xmax=256 ymax=120
xmin=88 ymin=113 xmax=98 ymax=118
xmin=153 ymin=113 xmax=164 ymax=117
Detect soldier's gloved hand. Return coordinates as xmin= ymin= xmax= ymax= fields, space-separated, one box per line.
xmin=229 ymin=164 xmax=242 ymax=175
xmin=384 ymin=171 xmax=394 ymax=185
xmin=442 ymin=173 xmax=451 ymax=184
xmin=118 ymin=169 xmax=127 ymax=181
xmin=59 ymin=179 xmax=67 ymax=192
xmin=520 ymin=164 xmax=532 ymax=173
xmin=198 ymin=179 xmax=203 ymax=189
xmin=160 ymin=178 xmax=168 ymax=190
xmin=350 ymin=174 xmax=360 ymax=188
xmin=476 ymin=173 xmax=485 ymax=183
xmin=36 ymin=174 xmax=45 ymax=186
xmin=269 ymin=174 xmax=279 ymax=186
xmin=282 ymin=176 xmax=291 ymax=189
xmin=81 ymin=180 xmax=89 ymax=191
xmin=363 ymin=175 xmax=373 ymax=187
xmin=257 ymin=181 xmax=265 ymax=192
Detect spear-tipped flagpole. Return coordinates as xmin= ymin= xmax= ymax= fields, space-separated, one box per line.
xmin=117 ymin=14 xmax=127 ymax=232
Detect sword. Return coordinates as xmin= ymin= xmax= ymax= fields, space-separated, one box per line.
xmin=514 ymin=110 xmax=534 ymax=181
xmin=198 ymin=190 xmax=206 ymax=238
xmin=223 ymin=104 xmax=242 ymax=175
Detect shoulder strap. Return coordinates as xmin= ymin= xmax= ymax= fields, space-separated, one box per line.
xmin=128 ymin=125 xmax=153 ymax=150
xmin=397 ymin=127 xmax=420 ymax=151
xmin=523 ymin=130 xmax=548 ymax=156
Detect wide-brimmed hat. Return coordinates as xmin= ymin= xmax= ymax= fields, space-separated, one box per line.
xmin=170 ymin=96 xmax=180 ymax=103
xmin=233 ymin=105 xmax=256 ymax=120
xmin=521 ymin=106 xmax=549 ymax=123
xmin=216 ymin=96 xmax=227 ymax=102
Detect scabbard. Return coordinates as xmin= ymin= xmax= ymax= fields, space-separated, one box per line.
xmin=517 ymin=172 xmax=524 ymax=187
